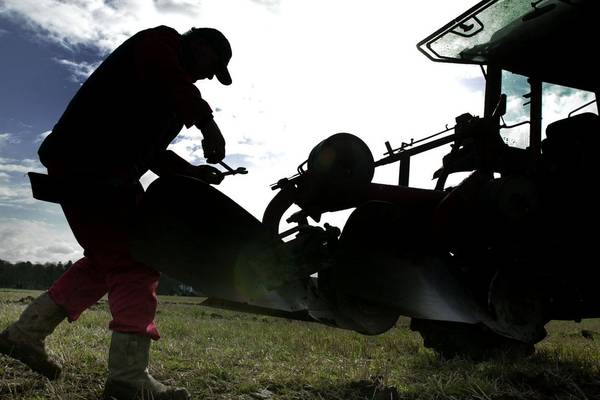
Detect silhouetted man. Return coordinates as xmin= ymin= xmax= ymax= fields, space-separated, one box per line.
xmin=0 ymin=25 xmax=233 ymax=400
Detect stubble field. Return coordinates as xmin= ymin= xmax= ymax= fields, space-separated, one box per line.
xmin=1 ymin=289 xmax=600 ymax=400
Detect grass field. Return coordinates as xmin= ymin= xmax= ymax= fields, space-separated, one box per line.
xmin=2 ymin=289 xmax=600 ymax=399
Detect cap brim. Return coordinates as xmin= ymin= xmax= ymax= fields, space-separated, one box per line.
xmin=216 ymin=67 xmax=232 ymax=86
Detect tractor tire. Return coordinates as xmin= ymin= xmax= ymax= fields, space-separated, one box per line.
xmin=410 ymin=318 xmax=535 ymax=361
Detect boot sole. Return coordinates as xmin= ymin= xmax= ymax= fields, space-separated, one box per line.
xmin=103 ymin=379 xmax=191 ymax=400
xmin=0 ymin=331 xmax=61 ymax=380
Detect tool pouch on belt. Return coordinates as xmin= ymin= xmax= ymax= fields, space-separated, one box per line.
xmin=27 ymin=171 xmax=141 ymax=204
xmin=28 ymin=172 xmax=63 ymax=203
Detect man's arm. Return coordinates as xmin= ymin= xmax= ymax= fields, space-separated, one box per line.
xmin=149 ymin=150 xmax=190 ymax=177
xmin=197 ymin=119 xmax=226 ymax=164
xmin=135 ymin=27 xmax=226 ymax=164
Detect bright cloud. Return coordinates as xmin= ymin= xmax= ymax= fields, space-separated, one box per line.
xmin=0 ymin=186 xmax=35 ymax=206
xmin=153 ymin=0 xmax=203 ymax=15
xmin=36 ymin=130 xmax=52 ymax=143
xmin=0 ymin=157 xmax=44 ymax=174
xmin=54 ymin=58 xmax=99 ymax=82
xmin=0 ymin=157 xmax=45 ymax=206
xmin=0 ymin=0 xmax=205 ymax=51
xmin=0 ymin=0 xmax=597 ymax=264
xmin=0 ymin=133 xmax=10 ymax=150
xmin=1 ymin=0 xmax=497 ymax=255
xmin=542 ymin=85 xmax=598 ymax=131
xmin=0 ymin=217 xmax=81 ymax=263
xmin=0 ymin=133 xmax=19 ymax=150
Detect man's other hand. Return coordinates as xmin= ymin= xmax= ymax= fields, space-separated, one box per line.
xmin=198 ymin=119 xmax=226 ymax=163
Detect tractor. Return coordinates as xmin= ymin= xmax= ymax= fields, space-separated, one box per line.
xmin=132 ymin=0 xmax=600 ymax=359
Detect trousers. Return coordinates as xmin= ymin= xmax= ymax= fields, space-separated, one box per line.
xmin=47 ymin=181 xmax=160 ymax=340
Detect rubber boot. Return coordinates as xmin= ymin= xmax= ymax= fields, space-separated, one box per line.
xmin=0 ymin=292 xmax=67 ymax=379
xmin=103 ymin=332 xmax=190 ymax=400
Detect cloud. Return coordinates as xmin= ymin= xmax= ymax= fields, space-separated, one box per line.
xmin=0 ymin=158 xmax=44 ymax=206
xmin=0 ymin=157 xmax=44 ymax=174
xmin=167 ymin=125 xmax=264 ymax=168
xmin=0 ymin=133 xmax=10 ymax=150
xmin=0 ymin=0 xmax=203 ymax=51
xmin=249 ymin=0 xmax=281 ymax=13
xmin=542 ymin=85 xmax=597 ymax=132
xmin=0 ymin=218 xmax=81 ymax=263
xmin=54 ymin=58 xmax=99 ymax=83
xmin=0 ymin=189 xmax=36 ymax=206
xmin=460 ymin=76 xmax=486 ymax=92
xmin=34 ymin=243 xmax=75 ymax=257
xmin=1 ymin=0 xmax=597 ymax=261
xmin=0 ymin=0 xmax=491 ymax=224
xmin=1 ymin=0 xmax=123 ymax=51
xmin=35 ymin=130 xmax=52 ymax=143
xmin=153 ymin=0 xmax=202 ymax=15
xmin=238 ymin=137 xmax=261 ymax=146
xmin=0 ymin=133 xmax=20 ymax=150
xmin=0 ymin=184 xmax=34 ymax=206
xmin=499 ymin=74 xmax=597 ymax=149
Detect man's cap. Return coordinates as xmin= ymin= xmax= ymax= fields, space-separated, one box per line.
xmin=185 ymin=27 xmax=232 ymax=85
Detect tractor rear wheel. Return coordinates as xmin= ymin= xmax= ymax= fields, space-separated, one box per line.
xmin=410 ymin=318 xmax=535 ymax=360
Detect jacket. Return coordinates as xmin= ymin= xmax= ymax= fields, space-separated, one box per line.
xmin=38 ymin=25 xmax=213 ymax=181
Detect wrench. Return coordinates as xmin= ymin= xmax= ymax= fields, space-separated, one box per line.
xmin=218 ymin=161 xmax=248 ymax=176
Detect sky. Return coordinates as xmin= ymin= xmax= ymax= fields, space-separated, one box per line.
xmin=0 ymin=0 xmax=596 ymax=263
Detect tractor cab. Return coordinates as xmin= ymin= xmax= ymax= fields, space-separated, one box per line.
xmin=378 ymin=0 xmax=598 ymax=190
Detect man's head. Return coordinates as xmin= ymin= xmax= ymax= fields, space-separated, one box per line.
xmin=182 ymin=27 xmax=232 ymax=85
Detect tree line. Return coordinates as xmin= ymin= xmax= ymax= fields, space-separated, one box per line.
xmin=0 ymin=259 xmax=194 ymax=296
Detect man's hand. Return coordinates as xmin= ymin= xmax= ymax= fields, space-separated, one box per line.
xmin=197 ymin=119 xmax=225 ymax=164
xmin=186 ymin=164 xmax=224 ymax=185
